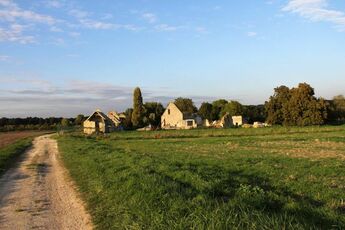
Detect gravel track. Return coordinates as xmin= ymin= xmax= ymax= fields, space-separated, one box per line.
xmin=0 ymin=135 xmax=93 ymax=230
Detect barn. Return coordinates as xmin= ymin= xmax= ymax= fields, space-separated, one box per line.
xmin=83 ymin=109 xmax=116 ymax=134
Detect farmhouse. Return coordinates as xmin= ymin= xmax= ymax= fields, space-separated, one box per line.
xmin=108 ymin=111 xmax=126 ymax=130
xmin=161 ymin=102 xmax=202 ymax=129
xmin=83 ymin=109 xmax=116 ymax=134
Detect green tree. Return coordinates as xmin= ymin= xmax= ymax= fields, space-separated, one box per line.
xmin=61 ymin=118 xmax=70 ymax=127
xmin=220 ymin=101 xmax=243 ymax=117
xmin=328 ymin=95 xmax=345 ymax=123
xmin=174 ymin=98 xmax=197 ymax=114
xmin=265 ymin=85 xmax=291 ymax=125
xmin=131 ymin=87 xmax=144 ymax=127
xmin=243 ymin=105 xmax=266 ymax=123
xmin=124 ymin=108 xmax=133 ymax=129
xmin=75 ymin=114 xmax=85 ymax=125
xmin=211 ymin=99 xmax=228 ymax=120
xmin=265 ymin=83 xmax=327 ymax=126
xmin=198 ymin=102 xmax=213 ymax=121
xmin=143 ymin=102 xmax=165 ymax=127
xmin=283 ymin=83 xmax=327 ymax=126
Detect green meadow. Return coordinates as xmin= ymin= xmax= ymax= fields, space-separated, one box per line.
xmin=57 ymin=126 xmax=345 ymax=229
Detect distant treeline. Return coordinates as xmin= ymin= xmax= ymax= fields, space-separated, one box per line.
xmin=0 ymin=115 xmax=85 ymax=132
xmin=1 ymin=83 xmax=344 ymax=131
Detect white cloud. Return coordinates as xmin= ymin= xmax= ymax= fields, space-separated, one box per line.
xmin=0 ymin=0 xmax=56 ymax=24
xmin=45 ymin=0 xmax=63 ymax=8
xmin=50 ymin=26 xmax=63 ymax=32
xmin=68 ymin=9 xmax=140 ymax=31
xmin=155 ymin=24 xmax=183 ymax=32
xmin=78 ymin=19 xmax=116 ymax=30
xmin=247 ymin=31 xmax=257 ymax=37
xmin=0 ymin=0 xmax=59 ymax=44
xmin=195 ymin=26 xmax=208 ymax=34
xmin=283 ymin=0 xmax=345 ymax=31
xmin=0 ymin=55 xmax=10 ymax=61
xmin=66 ymin=54 xmax=79 ymax=58
xmin=69 ymin=31 xmax=80 ymax=37
xmin=52 ymin=37 xmax=64 ymax=45
xmin=0 ymin=0 xmax=16 ymax=8
xmin=0 ymin=24 xmax=35 ymax=44
xmin=142 ymin=13 xmax=157 ymax=23
xmin=101 ymin=13 xmax=113 ymax=20
xmin=68 ymin=9 xmax=90 ymax=19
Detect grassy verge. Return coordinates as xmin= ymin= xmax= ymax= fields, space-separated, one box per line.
xmin=58 ymin=126 xmax=345 ymax=229
xmin=0 ymin=138 xmax=33 ymax=175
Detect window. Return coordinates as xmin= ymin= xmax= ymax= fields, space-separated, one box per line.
xmin=168 ymin=109 xmax=170 ymax=115
xmin=187 ymin=120 xmax=193 ymax=126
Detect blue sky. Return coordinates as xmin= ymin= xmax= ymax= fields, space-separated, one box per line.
xmin=0 ymin=0 xmax=344 ymax=117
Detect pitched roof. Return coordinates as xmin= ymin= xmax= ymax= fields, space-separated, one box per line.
xmin=86 ymin=109 xmax=113 ymax=123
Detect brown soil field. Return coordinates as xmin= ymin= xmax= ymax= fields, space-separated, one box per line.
xmin=0 ymin=131 xmax=51 ymax=148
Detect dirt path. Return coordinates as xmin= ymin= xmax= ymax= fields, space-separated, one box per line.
xmin=0 ymin=135 xmax=93 ymax=230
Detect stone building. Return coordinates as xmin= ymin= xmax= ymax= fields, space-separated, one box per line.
xmin=83 ymin=109 xmax=116 ymax=134
xmin=161 ymin=103 xmax=202 ymax=129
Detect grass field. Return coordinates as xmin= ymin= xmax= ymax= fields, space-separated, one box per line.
xmin=58 ymin=126 xmax=345 ymax=229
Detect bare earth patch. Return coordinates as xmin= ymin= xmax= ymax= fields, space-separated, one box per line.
xmin=0 ymin=135 xmax=93 ymax=229
xmin=0 ymin=131 xmax=49 ymax=148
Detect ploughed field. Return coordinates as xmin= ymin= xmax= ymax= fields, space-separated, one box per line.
xmin=0 ymin=131 xmax=48 ymax=175
xmin=58 ymin=126 xmax=345 ymax=229
xmin=0 ymin=131 xmax=48 ymax=148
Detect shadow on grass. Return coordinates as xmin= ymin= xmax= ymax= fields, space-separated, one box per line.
xmin=147 ymin=163 xmax=342 ymax=229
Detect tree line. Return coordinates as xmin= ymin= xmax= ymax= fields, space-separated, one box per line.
xmin=0 ymin=115 xmax=85 ymax=132
xmin=1 ymin=83 xmax=344 ymax=131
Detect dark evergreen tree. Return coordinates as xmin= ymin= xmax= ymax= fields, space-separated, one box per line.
xmin=131 ymin=87 xmax=144 ymax=127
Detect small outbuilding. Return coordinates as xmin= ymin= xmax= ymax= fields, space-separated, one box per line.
xmin=232 ymin=116 xmax=244 ymax=127
xmin=83 ymin=109 xmax=116 ymax=134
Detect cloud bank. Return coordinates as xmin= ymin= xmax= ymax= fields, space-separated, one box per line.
xmin=0 ymin=77 xmax=216 ymax=118
xmin=283 ymin=0 xmax=345 ymax=31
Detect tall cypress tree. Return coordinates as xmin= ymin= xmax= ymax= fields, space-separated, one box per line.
xmin=131 ymin=87 xmax=144 ymax=127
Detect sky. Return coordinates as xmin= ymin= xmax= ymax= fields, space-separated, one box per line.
xmin=0 ymin=0 xmax=344 ymax=118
